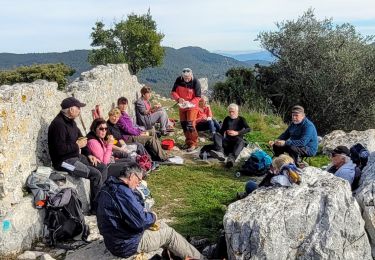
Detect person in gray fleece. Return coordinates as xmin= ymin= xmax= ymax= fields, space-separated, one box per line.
xmin=326 ymin=146 xmax=356 ymax=185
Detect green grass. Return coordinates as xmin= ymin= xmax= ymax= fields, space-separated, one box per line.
xmin=148 ymin=99 xmax=330 ymax=241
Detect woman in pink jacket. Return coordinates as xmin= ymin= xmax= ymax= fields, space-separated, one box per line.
xmin=87 ymin=118 xmax=136 ymax=180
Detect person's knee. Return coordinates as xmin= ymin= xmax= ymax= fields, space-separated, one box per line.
xmin=180 ymin=121 xmax=188 ymax=131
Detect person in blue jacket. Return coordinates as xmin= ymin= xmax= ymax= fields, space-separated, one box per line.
xmin=96 ymin=163 xmax=202 ymax=259
xmin=269 ymin=105 xmax=318 ymax=165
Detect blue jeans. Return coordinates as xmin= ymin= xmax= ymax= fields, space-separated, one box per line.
xmin=245 ymin=180 xmax=258 ymax=194
xmin=196 ymin=119 xmax=220 ymax=134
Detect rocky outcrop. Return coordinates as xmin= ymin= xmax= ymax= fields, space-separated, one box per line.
xmin=224 ymin=167 xmax=371 ymax=260
xmin=0 ymin=64 xmax=142 ymax=256
xmin=321 ymin=129 xmax=375 ymax=154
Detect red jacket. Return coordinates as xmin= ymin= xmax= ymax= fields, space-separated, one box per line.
xmin=171 ymin=77 xmax=201 ymax=110
xmin=196 ymin=105 xmax=212 ymax=123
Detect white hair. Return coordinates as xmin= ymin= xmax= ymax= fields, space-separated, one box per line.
xmin=228 ymin=103 xmax=239 ymax=112
xmin=61 ymin=108 xmax=70 ymax=116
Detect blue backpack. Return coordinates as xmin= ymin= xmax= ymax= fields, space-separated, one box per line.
xmin=240 ymin=150 xmax=272 ymax=176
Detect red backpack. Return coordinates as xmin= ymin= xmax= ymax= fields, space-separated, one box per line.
xmin=136 ymin=154 xmax=152 ymax=172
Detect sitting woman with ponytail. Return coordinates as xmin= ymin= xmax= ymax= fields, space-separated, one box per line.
xmin=238 ymin=154 xmax=302 ymax=199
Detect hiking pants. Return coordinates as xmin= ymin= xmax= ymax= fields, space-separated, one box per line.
xmin=196 ymin=119 xmax=220 ymax=134
xmin=127 ymin=131 xmax=167 ymax=161
xmin=179 ymin=108 xmax=198 ymax=148
xmin=213 ymin=133 xmax=245 ymax=160
xmin=150 ymin=108 xmax=169 ymax=131
xmin=272 ymin=144 xmax=309 ymax=164
xmin=137 ymin=222 xmax=202 ymax=259
xmin=63 ymin=155 xmax=104 ymax=213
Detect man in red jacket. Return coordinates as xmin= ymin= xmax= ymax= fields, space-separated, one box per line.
xmin=171 ymin=68 xmax=201 ymax=152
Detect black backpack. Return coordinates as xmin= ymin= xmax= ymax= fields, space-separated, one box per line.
xmin=240 ymin=150 xmax=272 ymax=176
xmin=44 ymin=188 xmax=89 ymax=246
xmin=350 ymin=143 xmax=369 ymax=170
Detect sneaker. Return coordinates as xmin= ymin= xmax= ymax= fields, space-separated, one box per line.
xmin=210 ymin=150 xmax=226 ymax=161
xmin=161 ymin=130 xmax=169 ymax=136
xmin=186 ymin=146 xmax=197 ymax=152
xmin=151 ymin=162 xmax=160 ymax=171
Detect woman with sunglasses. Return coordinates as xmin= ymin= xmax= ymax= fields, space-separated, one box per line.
xmin=87 ymin=118 xmax=137 ymax=180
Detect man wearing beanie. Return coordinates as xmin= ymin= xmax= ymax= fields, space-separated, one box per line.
xmin=269 ymin=105 xmax=318 ymax=166
xmin=326 ymin=145 xmax=356 ymax=185
xmin=171 ymin=68 xmax=201 ymax=152
xmin=48 ymin=97 xmax=105 ymax=214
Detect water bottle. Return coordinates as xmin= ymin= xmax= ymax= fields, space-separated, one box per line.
xmin=202 ymin=151 xmax=208 ymax=161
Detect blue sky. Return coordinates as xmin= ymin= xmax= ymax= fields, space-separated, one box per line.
xmin=0 ymin=0 xmax=374 ymax=54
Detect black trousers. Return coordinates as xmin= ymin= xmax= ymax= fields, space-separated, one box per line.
xmin=213 ymin=133 xmax=245 ymax=160
xmin=272 ymin=144 xmax=309 ymax=164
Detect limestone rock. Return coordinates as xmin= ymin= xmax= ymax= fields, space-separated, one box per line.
xmin=198 ymin=78 xmax=208 ymax=95
xmin=65 ymin=239 xmax=163 ymax=260
xmin=224 ymin=167 xmax=371 ymax=260
xmin=40 ymin=253 xmax=55 ymax=260
xmin=17 ymin=250 xmax=44 ymax=259
xmin=321 ymin=129 xmax=375 ymax=154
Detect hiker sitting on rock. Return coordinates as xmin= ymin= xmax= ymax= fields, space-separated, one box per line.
xmin=171 ymin=68 xmax=201 ymax=152
xmin=326 ymin=146 xmax=357 ymax=186
xmin=117 ymin=97 xmax=168 ymax=162
xmin=96 ymin=164 xmax=203 ymax=259
xmin=210 ymin=103 xmax=250 ymax=168
xmin=86 ymin=118 xmax=138 ymax=180
xmin=48 ymin=97 xmax=105 ymax=215
xmin=135 ymin=85 xmax=169 ymax=136
xmin=269 ymin=105 xmax=318 ymax=166
xmin=195 ymin=96 xmax=221 ymax=138
xmin=238 ymin=154 xmax=301 ymax=199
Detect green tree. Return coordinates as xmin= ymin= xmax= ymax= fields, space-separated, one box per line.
xmin=257 ymin=9 xmax=375 ymax=134
xmin=0 ymin=63 xmax=75 ymax=90
xmin=89 ymin=10 xmax=165 ymax=75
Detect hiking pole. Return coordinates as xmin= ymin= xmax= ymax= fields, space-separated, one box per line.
xmin=71 ymin=93 xmax=87 ymax=135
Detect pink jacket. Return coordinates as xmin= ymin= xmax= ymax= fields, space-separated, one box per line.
xmin=87 ymin=139 xmax=113 ymax=165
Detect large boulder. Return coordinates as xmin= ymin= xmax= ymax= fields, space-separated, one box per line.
xmin=321 ymin=129 xmax=375 ymax=154
xmin=355 ymin=153 xmax=375 ymax=257
xmin=224 ymin=167 xmax=371 ymax=260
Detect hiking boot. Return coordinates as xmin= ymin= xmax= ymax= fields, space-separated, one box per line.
xmin=186 ymin=146 xmax=197 ymax=153
xmin=226 ymin=157 xmax=234 ymax=168
xmin=210 ymin=150 xmax=226 ymax=161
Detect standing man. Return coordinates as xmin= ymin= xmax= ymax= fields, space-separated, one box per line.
xmin=269 ymin=105 xmax=318 ymax=165
xmin=171 ymin=68 xmax=201 ymax=152
xmin=48 ymin=97 xmax=104 ymax=214
xmin=96 ymin=164 xmax=202 ymax=259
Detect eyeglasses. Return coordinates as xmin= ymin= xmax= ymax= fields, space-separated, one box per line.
xmin=133 ymin=173 xmax=142 ymax=182
xmin=98 ymin=127 xmax=108 ymax=131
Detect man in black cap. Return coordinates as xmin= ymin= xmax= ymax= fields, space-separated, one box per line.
xmin=326 ymin=145 xmax=356 ymax=185
xmin=269 ymin=105 xmax=318 ymax=165
xmin=48 ymin=97 xmax=105 ymax=214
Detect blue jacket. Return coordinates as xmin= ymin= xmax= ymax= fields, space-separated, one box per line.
xmin=279 ymin=117 xmax=318 ymax=156
xmin=96 ymin=176 xmax=156 ymax=258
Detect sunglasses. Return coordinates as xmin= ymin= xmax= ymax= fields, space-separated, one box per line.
xmin=182 ymin=70 xmax=191 ymax=73
xmin=98 ymin=127 xmax=108 ymax=131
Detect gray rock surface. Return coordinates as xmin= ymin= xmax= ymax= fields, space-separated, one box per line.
xmin=224 ymin=167 xmax=371 ymax=260
xmin=355 ymin=153 xmax=375 ymax=257
xmin=321 ymin=129 xmax=375 ymax=154
xmin=16 ymin=250 xmax=44 ymax=259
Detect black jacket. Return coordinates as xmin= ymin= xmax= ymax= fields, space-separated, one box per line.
xmin=48 ymin=112 xmax=84 ymax=169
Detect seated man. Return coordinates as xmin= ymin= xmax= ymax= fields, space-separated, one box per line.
xmin=211 ymin=103 xmax=251 ymax=168
xmin=269 ymin=105 xmax=318 ymax=165
xmin=195 ymin=96 xmax=220 ymax=137
xmin=326 ymin=146 xmax=357 ymax=186
xmin=96 ymin=164 xmax=202 ymax=259
xmin=135 ymin=86 xmax=169 ymax=136
xmin=47 ymin=97 xmax=105 ymax=214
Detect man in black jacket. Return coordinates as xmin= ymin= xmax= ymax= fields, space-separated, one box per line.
xmin=211 ymin=103 xmax=251 ymax=168
xmin=48 ymin=97 xmax=104 ymax=214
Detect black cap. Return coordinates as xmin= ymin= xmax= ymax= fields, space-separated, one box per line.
xmin=61 ymin=97 xmax=86 ymax=109
xmin=332 ymin=146 xmax=350 ymax=156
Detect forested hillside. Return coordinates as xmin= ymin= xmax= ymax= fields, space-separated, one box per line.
xmin=0 ymin=47 xmax=250 ymax=96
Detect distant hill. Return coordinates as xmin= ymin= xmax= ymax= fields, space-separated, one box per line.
xmin=0 ymin=47 xmax=250 ymax=96
xmin=0 ymin=50 xmax=92 ymax=80
xmin=215 ymin=50 xmax=276 ymax=62
xmin=137 ymin=46 xmax=251 ymax=96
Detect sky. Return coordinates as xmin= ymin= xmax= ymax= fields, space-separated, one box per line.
xmin=0 ymin=0 xmax=374 ymax=54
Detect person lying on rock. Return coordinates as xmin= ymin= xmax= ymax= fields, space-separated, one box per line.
xmin=135 ymin=85 xmax=170 ymax=136
xmin=238 ymin=154 xmax=301 ymax=199
xmin=96 ymin=164 xmax=203 ymax=259
xmin=117 ymin=97 xmax=168 ymax=162
xmin=210 ymin=103 xmax=250 ymax=168
xmin=195 ymin=96 xmax=221 ymax=138
xmin=48 ymin=97 xmax=106 ymax=215
xmin=269 ymin=105 xmax=318 ymax=167
xmin=326 ymin=145 xmax=358 ymax=187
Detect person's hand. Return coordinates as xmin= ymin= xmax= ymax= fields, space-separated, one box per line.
xmin=275 ymin=140 xmax=286 ymax=146
xmin=178 ymin=98 xmax=185 ymax=104
xmin=106 ymin=135 xmax=114 ymax=145
xmin=140 ymin=131 xmax=149 ymax=136
xmin=76 ymin=137 xmax=87 ymax=148
xmin=227 ymin=130 xmax=238 ymax=136
xmin=88 ymin=155 xmax=99 ymax=166
xmin=207 ymin=117 xmax=212 ymax=121
xmin=268 ymin=140 xmax=275 ymax=147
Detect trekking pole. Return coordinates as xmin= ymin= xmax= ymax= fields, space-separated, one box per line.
xmin=71 ymin=93 xmax=87 ymax=135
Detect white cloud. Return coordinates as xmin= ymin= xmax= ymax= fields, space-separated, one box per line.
xmin=0 ymin=0 xmax=374 ymax=53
